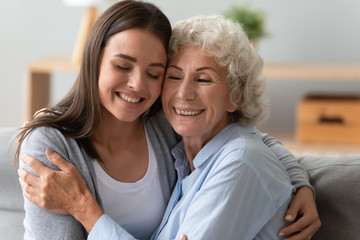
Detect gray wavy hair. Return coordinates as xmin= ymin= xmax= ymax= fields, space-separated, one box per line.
xmin=169 ymin=15 xmax=268 ymax=127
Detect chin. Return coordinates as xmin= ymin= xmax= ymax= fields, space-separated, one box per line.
xmin=172 ymin=125 xmax=196 ymax=138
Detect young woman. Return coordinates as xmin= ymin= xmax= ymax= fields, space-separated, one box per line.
xmin=17 ymin=1 xmax=320 ymax=239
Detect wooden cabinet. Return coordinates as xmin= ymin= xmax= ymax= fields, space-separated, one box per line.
xmin=25 ymin=56 xmax=79 ymax=121
xmin=262 ymin=62 xmax=360 ymax=155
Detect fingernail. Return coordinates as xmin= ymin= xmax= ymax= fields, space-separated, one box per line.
xmin=46 ymin=148 xmax=54 ymax=155
xmin=285 ymin=214 xmax=292 ymax=221
xmin=279 ymin=232 xmax=285 ymax=237
xmin=21 ymin=155 xmax=29 ymax=163
xmin=33 ymin=108 xmax=47 ymax=117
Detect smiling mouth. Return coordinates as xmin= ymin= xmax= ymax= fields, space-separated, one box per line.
xmin=117 ymin=92 xmax=143 ymax=103
xmin=174 ymin=108 xmax=204 ymax=116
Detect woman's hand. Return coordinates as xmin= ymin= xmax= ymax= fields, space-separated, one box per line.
xmin=18 ymin=149 xmax=90 ymax=215
xmin=18 ymin=149 xmax=103 ymax=232
xmin=279 ymin=186 xmax=321 ymax=240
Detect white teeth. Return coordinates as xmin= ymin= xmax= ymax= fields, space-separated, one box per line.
xmin=175 ymin=109 xmax=202 ymax=116
xmin=119 ymin=93 xmax=141 ymax=103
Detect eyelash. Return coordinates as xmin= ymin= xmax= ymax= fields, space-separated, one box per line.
xmin=167 ymin=76 xmax=211 ymax=83
xmin=147 ymin=73 xmax=160 ymax=80
xmin=116 ymin=65 xmax=160 ymax=80
xmin=116 ymin=65 xmax=129 ymax=71
xmin=197 ymin=78 xmax=211 ymax=83
xmin=167 ymin=76 xmax=181 ymax=80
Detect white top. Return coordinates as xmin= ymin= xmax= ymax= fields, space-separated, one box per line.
xmin=93 ymin=128 xmax=165 ymax=240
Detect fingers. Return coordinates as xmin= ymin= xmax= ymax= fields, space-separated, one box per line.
xmin=19 ymin=176 xmax=35 ymax=195
xmin=279 ymin=217 xmax=309 ymax=239
xmin=21 ymin=154 xmax=48 ymax=176
xmin=178 ymin=234 xmax=187 ymax=240
xmin=33 ymin=108 xmax=48 ymax=118
xmin=45 ymin=149 xmax=71 ymax=171
xmin=284 ymin=190 xmax=303 ymax=223
xmin=284 ymin=210 xmax=297 ymax=222
xmin=281 ymin=226 xmax=318 ymax=240
xmin=18 ymin=168 xmax=39 ymax=188
xmin=280 ymin=216 xmax=321 ymax=240
xmin=22 ymin=121 xmax=30 ymax=128
xmin=18 ymin=175 xmax=41 ymax=205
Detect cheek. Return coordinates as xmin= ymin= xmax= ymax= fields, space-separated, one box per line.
xmin=151 ymin=80 xmax=163 ymax=97
xmin=161 ymin=81 xmax=174 ymax=104
xmin=98 ymin=66 xmax=115 ymax=89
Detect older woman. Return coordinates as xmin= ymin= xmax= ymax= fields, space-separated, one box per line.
xmin=154 ymin=15 xmax=295 ymax=239
xmin=18 ymin=11 xmax=320 ymax=240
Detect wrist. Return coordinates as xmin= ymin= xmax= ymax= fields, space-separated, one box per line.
xmin=298 ymin=186 xmax=315 ymax=198
xmin=70 ymin=191 xmax=104 ymax=233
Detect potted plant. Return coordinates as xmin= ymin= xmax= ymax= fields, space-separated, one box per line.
xmin=223 ymin=5 xmax=267 ymax=47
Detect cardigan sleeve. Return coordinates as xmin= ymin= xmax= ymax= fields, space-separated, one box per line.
xmin=257 ymin=130 xmax=314 ymax=193
xmin=19 ymin=127 xmax=88 ymax=239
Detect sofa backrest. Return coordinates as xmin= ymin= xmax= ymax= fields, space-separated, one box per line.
xmin=298 ymin=155 xmax=360 ymax=240
xmin=1 ymin=127 xmax=359 ymax=239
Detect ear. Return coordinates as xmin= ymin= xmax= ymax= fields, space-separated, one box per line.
xmin=225 ymin=97 xmax=238 ymax=113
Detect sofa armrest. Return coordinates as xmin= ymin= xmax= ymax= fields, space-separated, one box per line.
xmin=0 ymin=128 xmax=25 ymax=239
xmin=297 ymin=155 xmax=360 ymax=240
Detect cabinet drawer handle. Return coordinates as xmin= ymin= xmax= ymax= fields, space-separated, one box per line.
xmin=319 ymin=115 xmax=344 ymax=124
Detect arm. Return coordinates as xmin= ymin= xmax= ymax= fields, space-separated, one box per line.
xmin=259 ymin=131 xmax=312 ymax=190
xmin=20 ymin=149 xmax=187 ymax=240
xmin=19 ymin=149 xmax=138 ymax=240
xmin=258 ymin=131 xmax=321 ymax=239
xmin=19 ymin=127 xmax=87 ymax=239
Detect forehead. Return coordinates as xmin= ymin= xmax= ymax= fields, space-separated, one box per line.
xmin=104 ymin=28 xmax=167 ymax=60
xmin=169 ymin=45 xmax=223 ymax=71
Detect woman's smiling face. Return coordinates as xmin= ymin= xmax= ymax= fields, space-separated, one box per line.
xmin=98 ymin=28 xmax=167 ymax=123
xmin=162 ymin=45 xmax=236 ymax=145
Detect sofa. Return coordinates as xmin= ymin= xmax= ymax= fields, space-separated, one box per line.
xmin=1 ymin=127 xmax=359 ymax=239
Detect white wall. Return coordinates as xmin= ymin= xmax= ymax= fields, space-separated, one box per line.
xmin=1 ymin=0 xmax=360 ymax=134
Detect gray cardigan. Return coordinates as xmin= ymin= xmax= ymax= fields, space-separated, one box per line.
xmin=19 ymin=110 xmax=310 ymax=239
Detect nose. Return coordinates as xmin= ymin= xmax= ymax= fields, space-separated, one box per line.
xmin=177 ymin=77 xmax=196 ymax=101
xmin=127 ymin=70 xmax=143 ymax=90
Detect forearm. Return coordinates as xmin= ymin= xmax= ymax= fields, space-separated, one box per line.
xmin=258 ymin=131 xmax=314 ymax=191
xmin=69 ymin=186 xmax=139 ymax=239
xmin=70 ymin=191 xmax=104 ymax=233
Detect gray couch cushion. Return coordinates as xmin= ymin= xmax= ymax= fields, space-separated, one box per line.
xmin=298 ymin=155 xmax=360 ymax=240
xmin=0 ymin=128 xmax=25 ymax=239
xmin=0 ymin=128 xmax=23 ymax=210
xmin=0 ymin=209 xmax=25 ymax=240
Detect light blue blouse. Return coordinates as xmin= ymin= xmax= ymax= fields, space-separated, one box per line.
xmin=89 ymin=123 xmax=295 ymax=240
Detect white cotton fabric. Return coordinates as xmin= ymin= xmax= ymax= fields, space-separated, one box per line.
xmin=92 ymin=128 xmax=165 ymax=240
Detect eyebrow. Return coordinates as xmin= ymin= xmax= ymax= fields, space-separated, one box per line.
xmin=196 ymin=66 xmax=217 ymax=72
xmin=167 ymin=65 xmax=217 ymax=72
xmin=150 ymin=63 xmax=166 ymax=69
xmin=114 ymin=53 xmax=165 ymax=69
xmin=167 ymin=64 xmax=182 ymax=71
xmin=114 ymin=53 xmax=136 ymax=62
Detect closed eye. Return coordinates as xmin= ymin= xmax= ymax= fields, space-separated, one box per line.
xmin=116 ymin=65 xmax=130 ymax=71
xmin=147 ymin=72 xmax=160 ymax=80
xmin=167 ymin=76 xmax=181 ymax=80
xmin=197 ymin=78 xmax=211 ymax=83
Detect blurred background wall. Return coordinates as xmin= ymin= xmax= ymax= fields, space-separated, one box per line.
xmin=1 ymin=0 xmax=359 ymax=136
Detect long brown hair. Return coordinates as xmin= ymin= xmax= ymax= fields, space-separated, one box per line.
xmin=15 ymin=0 xmax=171 ymax=164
